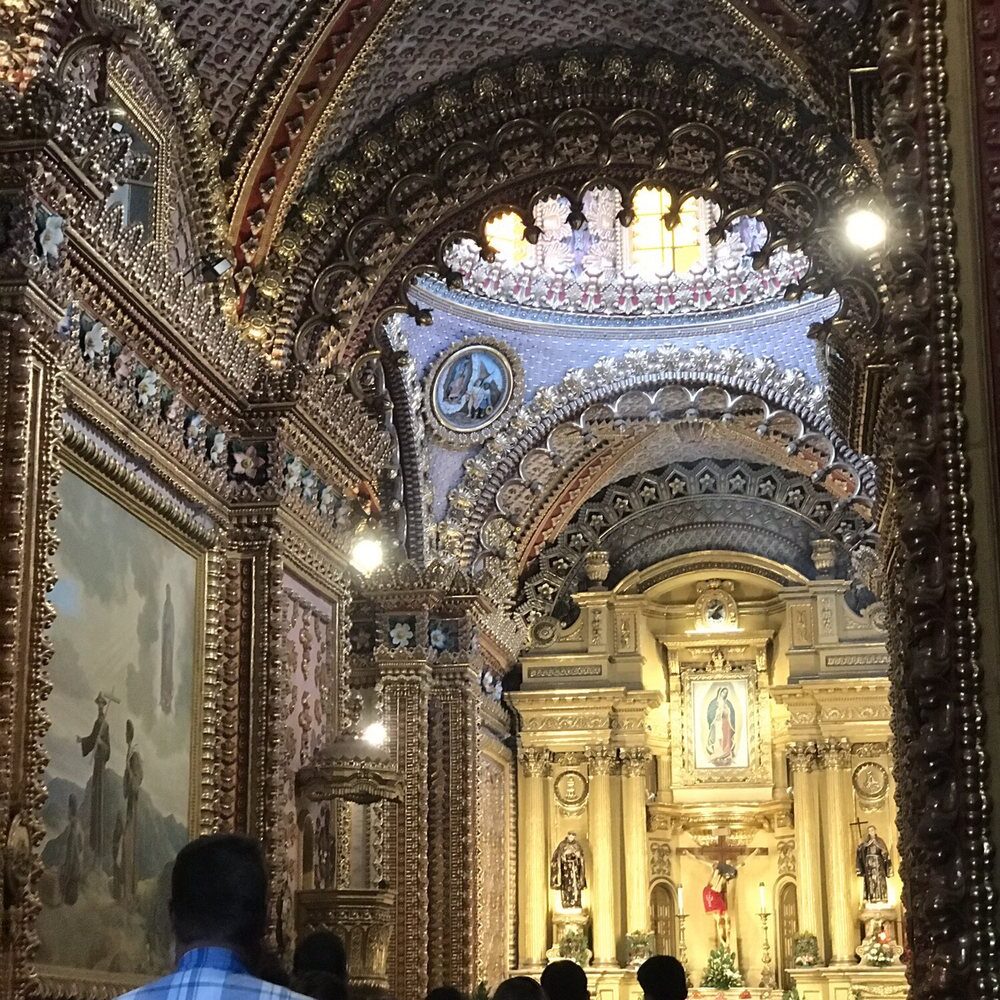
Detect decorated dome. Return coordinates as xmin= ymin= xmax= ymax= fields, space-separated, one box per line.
xmin=433 ymin=186 xmax=811 ymax=320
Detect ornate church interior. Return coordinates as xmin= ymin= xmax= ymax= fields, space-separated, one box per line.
xmin=1 ymin=3 xmax=998 ymax=1000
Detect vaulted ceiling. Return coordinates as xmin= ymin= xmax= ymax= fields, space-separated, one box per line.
xmin=149 ymin=0 xmax=876 ymax=272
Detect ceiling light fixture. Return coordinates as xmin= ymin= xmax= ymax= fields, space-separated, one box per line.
xmin=844 ymin=207 xmax=887 ymax=252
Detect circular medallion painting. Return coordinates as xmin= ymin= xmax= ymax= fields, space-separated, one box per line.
xmin=426 ymin=339 xmax=523 ymax=446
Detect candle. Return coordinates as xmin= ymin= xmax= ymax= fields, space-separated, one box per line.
xmin=677 ymin=883 xmax=685 ymax=915
xmin=758 ymin=881 xmax=767 ymax=914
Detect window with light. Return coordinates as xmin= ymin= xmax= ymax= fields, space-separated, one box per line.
xmin=484 ymin=211 xmax=533 ymax=264
xmin=626 ymin=187 xmax=704 ymax=276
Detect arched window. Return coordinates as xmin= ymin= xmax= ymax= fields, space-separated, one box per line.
xmin=484 ymin=211 xmax=533 ymax=264
xmin=105 ymin=104 xmax=159 ymax=244
xmin=651 ymin=882 xmax=677 ymax=956
xmin=625 ymin=187 xmax=703 ymax=275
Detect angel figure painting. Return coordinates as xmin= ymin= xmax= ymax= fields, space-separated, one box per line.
xmin=692 ymin=677 xmax=751 ymax=771
xmin=35 ymin=470 xmax=198 ymax=979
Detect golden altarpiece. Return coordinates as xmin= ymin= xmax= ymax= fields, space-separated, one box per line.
xmin=0 ymin=5 xmax=999 ymax=1000
xmin=515 ymin=554 xmax=903 ymax=1000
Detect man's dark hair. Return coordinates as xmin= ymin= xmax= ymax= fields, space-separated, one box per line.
xmin=294 ymin=930 xmax=348 ymax=981
xmin=492 ymin=977 xmax=547 ymax=1000
xmin=294 ymin=970 xmax=349 ymax=1000
xmin=427 ymin=988 xmax=467 ymax=1000
xmin=540 ymin=961 xmax=588 ymax=1000
xmin=170 ymin=834 xmax=268 ymax=954
xmin=637 ymin=956 xmax=687 ymax=1000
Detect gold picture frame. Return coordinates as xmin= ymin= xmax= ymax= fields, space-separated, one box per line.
xmin=32 ymin=428 xmax=223 ymax=999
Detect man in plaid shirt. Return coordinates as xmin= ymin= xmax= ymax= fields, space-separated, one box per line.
xmin=121 ymin=835 xmax=306 ymax=1000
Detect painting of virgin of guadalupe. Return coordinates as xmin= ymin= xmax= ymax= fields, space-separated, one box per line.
xmin=692 ymin=677 xmax=750 ymax=771
xmin=36 ymin=469 xmax=198 ymax=979
xmin=431 ymin=344 xmax=514 ymax=433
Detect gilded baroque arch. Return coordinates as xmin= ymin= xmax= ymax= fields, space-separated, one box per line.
xmin=518 ymin=458 xmax=874 ymax=622
xmin=253 ymin=48 xmax=881 ymax=376
xmin=433 ymin=346 xmax=874 ymax=575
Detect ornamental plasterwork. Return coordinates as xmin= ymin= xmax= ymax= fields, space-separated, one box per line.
xmin=265 ymin=51 xmax=878 ymax=368
xmin=518 ymin=458 xmax=872 ymax=621
xmin=438 ymin=197 xmax=811 ymax=319
xmin=436 ymin=344 xmax=876 ymax=571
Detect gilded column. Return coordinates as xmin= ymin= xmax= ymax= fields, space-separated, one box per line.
xmin=586 ymin=745 xmax=618 ymax=966
xmin=427 ymin=661 xmax=480 ymax=991
xmin=520 ymin=747 xmax=551 ymax=966
xmin=788 ymin=743 xmax=826 ymax=960
xmin=378 ymin=654 xmax=431 ymax=1000
xmin=620 ymin=748 xmax=651 ymax=940
xmin=817 ymin=739 xmax=856 ymax=964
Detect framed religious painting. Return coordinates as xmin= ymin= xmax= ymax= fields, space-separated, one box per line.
xmin=424 ymin=336 xmax=524 ymax=447
xmin=675 ymin=645 xmax=772 ymax=788
xmin=34 ymin=446 xmax=221 ymax=996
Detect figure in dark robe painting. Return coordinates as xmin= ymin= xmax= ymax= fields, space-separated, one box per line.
xmin=77 ymin=691 xmax=113 ymax=860
xmin=59 ymin=795 xmax=85 ymax=905
xmin=550 ymin=832 xmax=587 ymax=909
xmin=160 ymin=584 xmax=175 ymax=714
xmin=122 ymin=718 xmax=144 ymax=901
xmin=856 ymin=825 xmax=892 ymax=904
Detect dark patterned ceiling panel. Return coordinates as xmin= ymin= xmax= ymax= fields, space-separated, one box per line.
xmin=306 ymin=0 xmax=822 ymax=172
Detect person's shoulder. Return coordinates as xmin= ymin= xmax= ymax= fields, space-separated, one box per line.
xmin=118 ymin=972 xmax=182 ymax=1000
xmin=222 ymin=972 xmax=310 ymax=1000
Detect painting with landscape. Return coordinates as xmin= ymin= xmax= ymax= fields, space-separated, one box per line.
xmin=37 ymin=470 xmax=198 ymax=978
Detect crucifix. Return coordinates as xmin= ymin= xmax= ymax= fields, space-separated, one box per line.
xmin=683 ymin=834 xmax=768 ymax=947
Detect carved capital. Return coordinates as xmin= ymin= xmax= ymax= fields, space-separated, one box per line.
xmin=816 ymin=738 xmax=852 ymax=770
xmin=786 ymin=741 xmax=818 ymax=773
xmin=520 ymin=746 xmax=552 ymax=778
xmin=586 ymin=744 xmax=618 ymax=776
xmin=619 ymin=747 xmax=651 ymax=777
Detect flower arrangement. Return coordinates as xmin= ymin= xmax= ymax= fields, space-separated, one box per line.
xmin=859 ymin=930 xmax=896 ymax=967
xmin=558 ymin=925 xmax=589 ymax=966
xmin=793 ymin=931 xmax=820 ymax=967
xmin=700 ymin=946 xmax=743 ymax=990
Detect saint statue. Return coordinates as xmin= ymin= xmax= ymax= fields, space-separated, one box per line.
xmin=550 ymin=832 xmax=587 ymax=909
xmin=122 ymin=719 xmax=144 ymax=901
xmin=77 ymin=691 xmax=112 ymax=860
xmin=856 ymin=825 xmax=892 ymax=904
xmin=706 ymin=686 xmax=737 ymax=766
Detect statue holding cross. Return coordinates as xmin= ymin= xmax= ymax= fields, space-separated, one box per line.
xmin=683 ymin=836 xmax=765 ymax=946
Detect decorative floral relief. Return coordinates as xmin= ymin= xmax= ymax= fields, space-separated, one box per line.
xmin=388 ymin=618 xmax=416 ymax=648
xmin=56 ymin=303 xmax=234 ymax=470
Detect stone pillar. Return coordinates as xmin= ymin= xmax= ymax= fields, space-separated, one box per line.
xmin=520 ymin=747 xmax=551 ymax=966
xmin=586 ymin=745 xmax=618 ymax=966
xmin=788 ymin=742 xmax=826 ymax=960
xmin=817 ymin=739 xmax=856 ymax=964
xmin=620 ymin=748 xmax=651 ymax=938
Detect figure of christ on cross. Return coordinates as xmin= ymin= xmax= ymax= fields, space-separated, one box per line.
xmin=683 ymin=837 xmax=766 ymax=947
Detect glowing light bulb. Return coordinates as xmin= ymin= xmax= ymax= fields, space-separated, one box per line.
xmin=844 ymin=208 xmax=887 ymax=251
xmin=362 ymin=721 xmax=387 ymax=747
xmin=350 ymin=535 xmax=383 ymax=575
